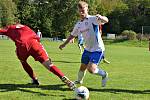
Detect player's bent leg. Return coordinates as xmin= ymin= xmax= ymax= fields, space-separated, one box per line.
xmin=20 ymin=60 xmax=39 ymax=85
xmin=74 ymin=70 xmax=85 ymax=84
xmin=74 ymin=63 xmax=87 ymax=84
xmin=102 ymin=71 xmax=108 ymax=87
xmin=42 ymin=59 xmax=76 ymax=90
xmin=87 ymin=63 xmax=108 ymax=87
xmin=42 ymin=59 xmax=64 ymax=78
xmin=87 ymin=63 xmax=97 ymax=74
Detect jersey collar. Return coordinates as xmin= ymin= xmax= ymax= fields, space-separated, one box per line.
xmin=80 ymin=15 xmax=89 ymax=22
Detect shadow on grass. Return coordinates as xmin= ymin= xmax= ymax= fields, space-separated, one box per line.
xmin=88 ymin=88 xmax=150 ymax=94
xmin=0 ymin=83 xmax=71 ymax=96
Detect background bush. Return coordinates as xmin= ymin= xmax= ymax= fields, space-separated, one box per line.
xmin=121 ymin=30 xmax=137 ymax=40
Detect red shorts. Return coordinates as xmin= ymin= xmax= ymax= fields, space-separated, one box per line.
xmin=16 ymin=39 xmax=49 ymax=63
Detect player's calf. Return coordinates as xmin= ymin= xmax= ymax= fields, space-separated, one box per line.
xmin=102 ymin=72 xmax=108 ymax=87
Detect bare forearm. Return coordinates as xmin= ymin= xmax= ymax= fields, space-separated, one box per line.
xmin=96 ymin=14 xmax=109 ymax=24
xmin=63 ymin=35 xmax=75 ymax=45
xmin=100 ymin=16 xmax=109 ymax=23
xmin=59 ymin=35 xmax=75 ymax=50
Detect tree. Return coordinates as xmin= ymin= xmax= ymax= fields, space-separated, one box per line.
xmin=107 ymin=1 xmax=129 ymax=34
xmin=13 ymin=0 xmax=149 ymax=38
xmin=17 ymin=0 xmax=36 ymax=27
xmin=0 ymin=0 xmax=17 ymax=27
xmin=51 ymin=0 xmax=78 ymax=38
xmin=123 ymin=0 xmax=150 ymax=33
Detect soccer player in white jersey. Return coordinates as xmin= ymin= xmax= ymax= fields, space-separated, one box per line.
xmin=59 ymin=1 xmax=109 ymax=87
xmin=37 ymin=29 xmax=42 ymax=41
xmin=78 ymin=33 xmax=85 ymax=54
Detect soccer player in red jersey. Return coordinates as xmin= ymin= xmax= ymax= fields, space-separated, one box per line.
xmin=0 ymin=23 xmax=75 ymax=90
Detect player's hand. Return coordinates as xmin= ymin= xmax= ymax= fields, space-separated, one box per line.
xmin=96 ymin=14 xmax=102 ymax=20
xmin=59 ymin=44 xmax=65 ymax=50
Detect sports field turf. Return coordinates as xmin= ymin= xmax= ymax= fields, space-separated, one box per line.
xmin=0 ymin=39 xmax=150 ymax=100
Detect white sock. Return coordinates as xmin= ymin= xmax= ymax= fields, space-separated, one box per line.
xmin=94 ymin=67 xmax=106 ymax=77
xmin=77 ymin=70 xmax=86 ymax=82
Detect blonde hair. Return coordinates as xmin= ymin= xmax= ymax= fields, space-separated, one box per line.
xmin=78 ymin=1 xmax=88 ymax=9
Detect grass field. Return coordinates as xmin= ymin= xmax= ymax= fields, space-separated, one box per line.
xmin=0 ymin=39 xmax=150 ymax=100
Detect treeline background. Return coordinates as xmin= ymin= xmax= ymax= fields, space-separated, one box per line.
xmin=0 ymin=0 xmax=149 ymax=38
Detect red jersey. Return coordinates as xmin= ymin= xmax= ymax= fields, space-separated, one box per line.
xmin=0 ymin=24 xmax=39 ymax=46
xmin=0 ymin=24 xmax=48 ymax=62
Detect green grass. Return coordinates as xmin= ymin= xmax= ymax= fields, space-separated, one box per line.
xmin=0 ymin=39 xmax=150 ymax=100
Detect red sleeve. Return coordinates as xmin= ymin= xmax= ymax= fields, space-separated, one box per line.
xmin=0 ymin=29 xmax=7 ymax=35
xmin=99 ymin=25 xmax=102 ymax=30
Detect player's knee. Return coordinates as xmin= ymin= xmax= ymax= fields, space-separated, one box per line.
xmin=87 ymin=65 xmax=95 ymax=74
xmin=42 ymin=58 xmax=53 ymax=69
xmin=80 ymin=64 xmax=87 ymax=71
xmin=87 ymin=68 xmax=95 ymax=74
xmin=88 ymin=69 xmax=94 ymax=74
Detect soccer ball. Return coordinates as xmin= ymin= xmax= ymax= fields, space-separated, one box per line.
xmin=74 ymin=86 xmax=89 ymax=100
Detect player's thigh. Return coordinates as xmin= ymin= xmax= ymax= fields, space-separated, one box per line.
xmin=30 ymin=41 xmax=49 ymax=63
xmin=87 ymin=52 xmax=104 ymax=73
xmin=81 ymin=50 xmax=90 ymax=65
xmin=87 ymin=62 xmax=97 ymax=73
xmin=79 ymin=63 xmax=87 ymax=71
xmin=42 ymin=59 xmax=52 ymax=70
xmin=16 ymin=47 xmax=29 ymax=61
xmin=89 ymin=51 xmax=104 ymax=65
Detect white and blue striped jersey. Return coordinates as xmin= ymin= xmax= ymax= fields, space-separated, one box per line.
xmin=71 ymin=15 xmax=105 ymax=52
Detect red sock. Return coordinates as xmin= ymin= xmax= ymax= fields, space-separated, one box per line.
xmin=49 ymin=65 xmax=64 ymax=78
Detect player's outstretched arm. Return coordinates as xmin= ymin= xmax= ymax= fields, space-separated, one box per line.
xmin=59 ymin=35 xmax=75 ymax=50
xmin=0 ymin=29 xmax=7 ymax=35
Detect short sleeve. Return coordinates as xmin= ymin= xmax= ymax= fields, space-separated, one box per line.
xmin=0 ymin=29 xmax=7 ymax=35
xmin=71 ymin=22 xmax=80 ymax=37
